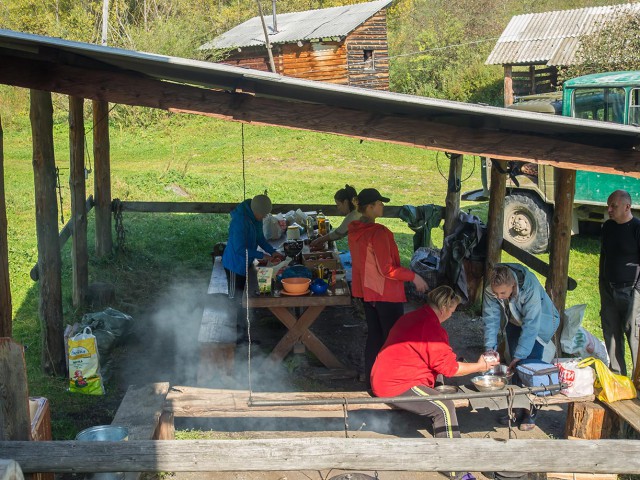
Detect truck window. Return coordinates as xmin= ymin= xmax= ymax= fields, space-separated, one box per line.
xmin=572 ymin=87 xmax=625 ymax=124
xmin=630 ymin=88 xmax=640 ymax=126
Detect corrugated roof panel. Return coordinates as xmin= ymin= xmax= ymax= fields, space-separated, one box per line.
xmin=486 ymin=3 xmax=640 ymax=65
xmin=201 ymin=0 xmax=392 ymax=49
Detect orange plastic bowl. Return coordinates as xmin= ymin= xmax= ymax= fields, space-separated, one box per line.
xmin=281 ymin=277 xmax=311 ymax=294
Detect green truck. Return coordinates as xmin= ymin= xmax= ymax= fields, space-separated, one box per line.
xmin=463 ymin=71 xmax=640 ymax=253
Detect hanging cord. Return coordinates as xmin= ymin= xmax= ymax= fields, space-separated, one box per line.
xmin=55 ymin=166 xmax=65 ymax=224
xmin=241 ymin=123 xmax=254 ymax=400
xmin=436 ymin=153 xmax=478 ymax=192
xmin=506 ymin=386 xmax=518 ymax=439
xmin=341 ymin=397 xmax=350 ymax=438
xmin=113 ymin=198 xmax=125 ymax=251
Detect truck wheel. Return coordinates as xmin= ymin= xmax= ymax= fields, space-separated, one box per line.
xmin=503 ymin=193 xmax=551 ymax=254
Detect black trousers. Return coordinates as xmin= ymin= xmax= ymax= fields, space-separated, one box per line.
xmin=363 ymin=300 xmax=405 ymax=384
xmin=394 ymin=386 xmax=460 ymax=438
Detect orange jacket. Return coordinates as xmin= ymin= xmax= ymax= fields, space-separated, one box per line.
xmin=347 ymin=220 xmax=415 ymax=303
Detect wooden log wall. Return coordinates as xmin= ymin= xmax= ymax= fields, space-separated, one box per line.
xmin=346 ymin=10 xmax=390 ymax=90
xmin=219 ymin=46 xmax=278 ymax=73
xmin=30 ymin=90 xmax=65 ymax=376
xmin=69 ymin=97 xmax=88 ymax=307
xmin=0 ymin=115 xmax=11 ymax=337
xmin=281 ymin=42 xmax=348 ymax=85
xmin=93 ymin=100 xmax=112 ymax=257
xmin=510 ymin=65 xmax=559 ymax=97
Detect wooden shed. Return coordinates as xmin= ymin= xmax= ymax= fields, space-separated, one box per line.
xmin=200 ymin=0 xmax=392 ymax=90
xmin=486 ymin=2 xmax=640 ymax=106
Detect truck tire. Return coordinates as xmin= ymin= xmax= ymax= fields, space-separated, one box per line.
xmin=503 ymin=193 xmax=551 ymax=254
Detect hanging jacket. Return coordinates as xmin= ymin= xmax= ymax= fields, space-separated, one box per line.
xmin=347 ymin=220 xmax=415 ymax=303
xmin=222 ymin=199 xmax=275 ymax=276
xmin=483 ymin=263 xmax=560 ymax=360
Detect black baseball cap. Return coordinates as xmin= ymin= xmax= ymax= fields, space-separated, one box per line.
xmin=357 ymin=188 xmax=390 ymax=206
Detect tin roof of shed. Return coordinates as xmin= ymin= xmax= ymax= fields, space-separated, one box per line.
xmin=200 ymin=0 xmax=392 ymax=50
xmin=486 ymin=3 xmax=640 ymax=66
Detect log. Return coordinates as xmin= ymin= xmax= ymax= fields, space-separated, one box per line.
xmin=4 ymin=438 xmax=640 ymax=473
xmin=93 ymin=99 xmax=112 ymax=257
xmin=485 ymin=159 xmax=507 ymax=270
xmin=443 ymin=153 xmax=463 ymax=238
xmin=0 ymin=115 xmax=10 ymax=337
xmin=565 ymin=401 xmax=617 ymax=440
xmin=546 ymin=168 xmax=576 ymax=350
xmin=504 ymin=65 xmax=514 ymax=107
xmin=69 ymin=96 xmax=88 ymax=307
xmin=0 ymin=338 xmax=30 ymax=441
xmin=30 ymin=89 xmax=65 ymax=376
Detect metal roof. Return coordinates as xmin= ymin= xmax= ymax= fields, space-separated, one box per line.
xmin=486 ymin=3 xmax=640 ymax=66
xmin=1 ymin=28 xmax=639 ymax=162
xmin=200 ymin=0 xmax=393 ymax=50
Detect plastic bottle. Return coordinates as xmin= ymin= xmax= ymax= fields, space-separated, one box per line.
xmin=317 ymin=210 xmax=327 ymax=236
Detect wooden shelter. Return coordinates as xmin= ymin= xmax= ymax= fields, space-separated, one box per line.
xmin=200 ymin=0 xmax=392 ymax=89
xmin=486 ymin=2 xmax=640 ymax=106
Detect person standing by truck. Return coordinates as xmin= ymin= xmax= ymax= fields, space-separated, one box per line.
xmin=599 ymin=189 xmax=640 ymax=377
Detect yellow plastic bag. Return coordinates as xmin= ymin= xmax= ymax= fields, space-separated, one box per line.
xmin=68 ymin=327 xmax=105 ymax=395
xmin=577 ymin=357 xmax=637 ymax=403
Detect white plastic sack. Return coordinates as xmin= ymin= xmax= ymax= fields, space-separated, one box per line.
xmin=558 ymin=359 xmax=595 ymax=397
xmin=263 ymin=214 xmax=283 ymax=240
xmin=575 ymin=327 xmax=610 ymax=364
xmin=560 ymin=304 xmax=587 ymax=353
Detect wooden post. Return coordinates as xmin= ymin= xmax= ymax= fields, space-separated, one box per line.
xmin=0 ymin=338 xmax=31 ymax=441
xmin=485 ymin=159 xmax=507 ymax=271
xmin=504 ymin=65 xmax=514 ymax=107
xmin=30 ymin=90 xmax=65 ymax=376
xmin=443 ymin=153 xmax=463 ymax=238
xmin=529 ymin=65 xmax=537 ymax=94
xmin=565 ymin=401 xmax=618 ymax=439
xmin=69 ymin=97 xmax=88 ymax=307
xmin=546 ymin=168 xmax=575 ymax=350
xmin=0 ymin=116 xmax=11 ymax=338
xmin=93 ymin=100 xmax=112 ymax=257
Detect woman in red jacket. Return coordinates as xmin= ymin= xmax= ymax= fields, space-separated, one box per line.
xmin=348 ymin=188 xmax=428 ymax=386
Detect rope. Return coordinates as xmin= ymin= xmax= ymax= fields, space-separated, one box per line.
xmin=342 ymin=397 xmax=350 ymax=438
xmin=241 ymin=123 xmax=254 ymax=400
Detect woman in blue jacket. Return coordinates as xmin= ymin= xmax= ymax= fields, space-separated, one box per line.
xmin=483 ymin=263 xmax=560 ymax=430
xmin=222 ymin=194 xmax=282 ymax=342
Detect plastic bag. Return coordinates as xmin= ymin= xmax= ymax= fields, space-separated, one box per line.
xmin=560 ymin=304 xmax=609 ymax=363
xmin=558 ymin=359 xmax=595 ymax=397
xmin=263 ymin=214 xmax=283 ymax=240
xmin=409 ymin=247 xmax=441 ymax=288
xmin=68 ymin=327 xmax=105 ymax=395
xmin=578 ymin=357 xmax=637 ymax=403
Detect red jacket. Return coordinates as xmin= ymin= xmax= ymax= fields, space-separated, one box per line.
xmin=348 ymin=220 xmax=415 ymax=303
xmin=371 ymin=305 xmax=460 ymax=397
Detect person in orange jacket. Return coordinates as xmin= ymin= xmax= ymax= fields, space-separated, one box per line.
xmin=348 ymin=188 xmax=428 ymax=386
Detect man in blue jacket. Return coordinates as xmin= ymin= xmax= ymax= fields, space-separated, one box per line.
xmin=483 ymin=263 xmax=560 ymax=430
xmin=222 ymin=194 xmax=283 ymax=343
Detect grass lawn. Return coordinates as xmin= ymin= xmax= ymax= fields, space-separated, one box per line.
xmin=2 ymin=93 xmax=610 ymax=439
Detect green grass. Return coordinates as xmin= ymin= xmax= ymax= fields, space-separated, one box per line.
xmin=2 ymin=97 xmax=611 ymax=439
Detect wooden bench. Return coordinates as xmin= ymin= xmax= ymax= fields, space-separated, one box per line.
xmin=111 ymin=382 xmax=173 ymax=480
xmin=198 ymin=256 xmax=236 ymax=384
xmin=603 ymin=397 xmax=640 ymax=436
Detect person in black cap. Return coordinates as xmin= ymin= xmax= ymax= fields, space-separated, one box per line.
xmin=223 ymin=194 xmax=283 ymax=343
xmin=348 ymin=188 xmax=428 ymax=386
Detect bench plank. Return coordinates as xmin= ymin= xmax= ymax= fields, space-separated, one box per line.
xmin=603 ymin=397 xmax=640 ymax=434
xmin=112 ymin=383 xmax=172 ymax=440
xmin=207 ymin=257 xmax=228 ymax=295
xmin=164 ymin=387 xmax=470 ymax=418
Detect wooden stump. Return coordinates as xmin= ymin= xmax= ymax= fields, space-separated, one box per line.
xmin=565 ymin=401 xmax=618 ymax=439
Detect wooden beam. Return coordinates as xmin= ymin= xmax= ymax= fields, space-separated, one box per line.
xmin=0 ymin=116 xmax=10 ymax=337
xmin=504 ymin=65 xmax=514 ymax=107
xmin=443 ymin=153 xmax=463 ymax=238
xmin=485 ymin=160 xmax=507 ymax=270
xmin=0 ymin=338 xmax=30 ymax=441
xmin=69 ymin=96 xmax=88 ymax=307
xmin=93 ymin=100 xmax=112 ymax=257
xmin=546 ymin=168 xmax=576 ymax=348
xmin=5 ymin=438 xmax=640 ymax=473
xmin=1 ymin=57 xmax=640 ymax=177
xmin=30 ymin=90 xmax=65 ymax=376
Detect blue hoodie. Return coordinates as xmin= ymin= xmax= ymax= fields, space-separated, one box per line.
xmin=222 ymin=199 xmax=275 ymax=276
xmin=483 ymin=263 xmax=560 ymax=360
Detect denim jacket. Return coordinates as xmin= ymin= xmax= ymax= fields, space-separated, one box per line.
xmin=483 ymin=263 xmax=560 ymax=359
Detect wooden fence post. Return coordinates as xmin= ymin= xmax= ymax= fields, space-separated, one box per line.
xmin=93 ymin=100 xmax=112 ymax=257
xmin=0 ymin=115 xmax=11 ymax=338
xmin=443 ymin=153 xmax=463 ymax=238
xmin=0 ymin=338 xmax=31 ymax=441
xmin=69 ymin=97 xmax=88 ymax=307
xmin=30 ymin=90 xmax=65 ymax=376
xmin=485 ymin=159 xmax=507 ymax=272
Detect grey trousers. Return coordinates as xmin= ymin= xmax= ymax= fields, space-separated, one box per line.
xmin=599 ymin=281 xmax=640 ymax=376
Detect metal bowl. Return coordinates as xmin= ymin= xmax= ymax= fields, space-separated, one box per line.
xmin=471 ymin=374 xmax=507 ymax=392
xmin=434 ymin=385 xmax=458 ymax=394
xmin=485 ymin=364 xmax=514 ymax=382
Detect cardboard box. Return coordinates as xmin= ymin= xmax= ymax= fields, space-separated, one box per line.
xmin=303 ymin=252 xmax=340 ymax=270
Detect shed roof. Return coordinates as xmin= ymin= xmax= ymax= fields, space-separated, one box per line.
xmin=200 ymin=0 xmax=392 ymax=50
xmin=486 ymin=3 xmax=640 ymax=66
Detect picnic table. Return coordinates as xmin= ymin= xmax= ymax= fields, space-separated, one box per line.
xmin=242 ymin=263 xmax=353 ymax=372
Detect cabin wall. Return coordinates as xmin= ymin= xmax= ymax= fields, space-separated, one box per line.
xmin=346 ymin=10 xmax=390 ymax=90
xmin=281 ymin=42 xmax=348 ymax=84
xmin=507 ymin=64 xmax=559 ymax=99
xmin=218 ymin=46 xmax=282 ymax=73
